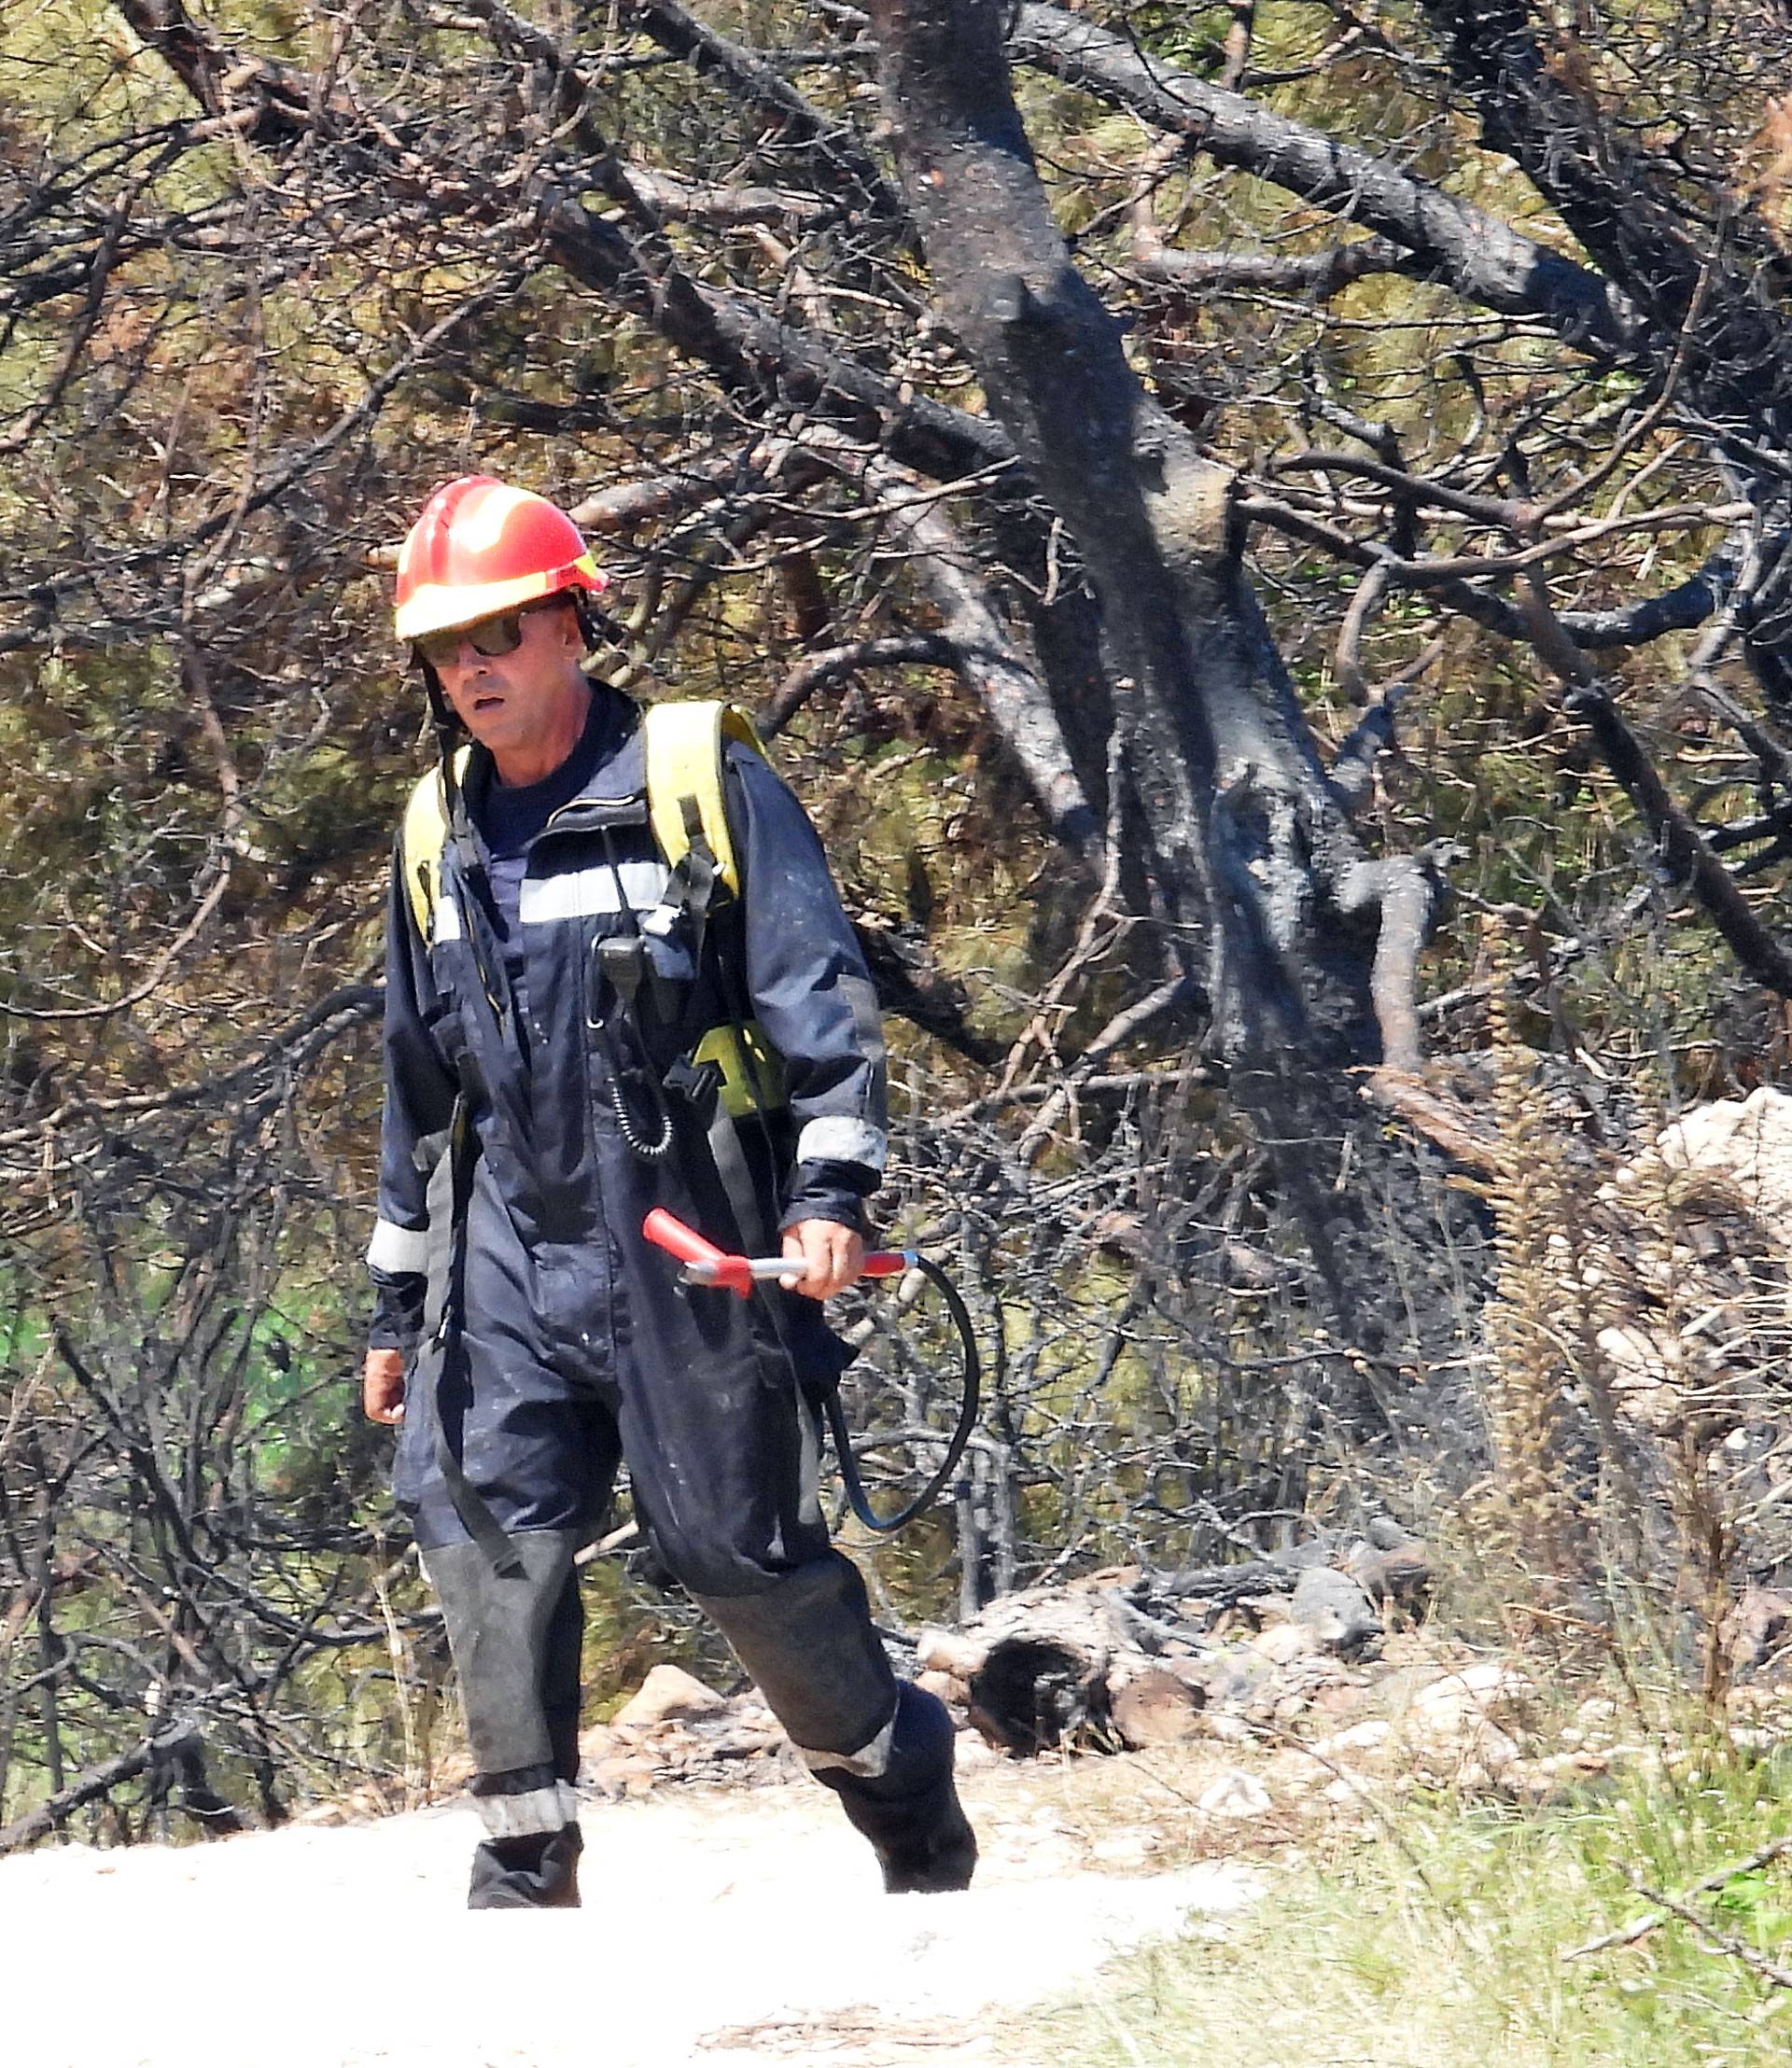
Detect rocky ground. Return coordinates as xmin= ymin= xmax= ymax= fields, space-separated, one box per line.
xmin=555 ymin=1600 xmax=1792 ymax=1832
xmin=7 ymin=1611 xmax=1792 ymax=2068
xmin=12 ymin=1523 xmax=1792 ymax=2068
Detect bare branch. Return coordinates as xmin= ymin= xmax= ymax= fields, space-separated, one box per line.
xmin=1565 ymin=1835 xmax=1792 ymax=1962
xmin=0 ymin=1711 xmax=231 ymax=1856
xmin=1566 ymin=680 xmax=1792 ymax=999
xmin=1131 ymin=235 xmax=1412 ymax=300
xmin=622 ymin=0 xmax=907 ymax=228
xmin=1337 ymin=859 xmax=1444 ymax=1073
xmin=759 ymin=635 xmax=956 ymax=735
xmin=623 ymin=168 xmax=833 ymax=227
xmin=867 ymin=457 xmax=1103 ymax=860
xmin=1329 ymin=636 xmax=1447 ymax=816
xmin=1012 ymin=4 xmax=1646 ymax=358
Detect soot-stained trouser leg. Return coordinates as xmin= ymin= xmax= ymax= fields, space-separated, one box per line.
xmin=423 ymin=1530 xmax=590 ymax=1908
xmin=693 ymin=1568 xmax=973 ymax=1891
xmin=610 ymin=1206 xmax=896 ymax=1754
xmin=810 ymin=1681 xmax=978 ymax=1893
xmin=685 ymin=1547 xmax=973 ymax=1894
xmin=397 ymin=1182 xmax=623 ymax=1909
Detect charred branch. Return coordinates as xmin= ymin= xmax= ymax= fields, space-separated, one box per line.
xmin=0 ymin=1706 xmax=242 ymax=1857
xmin=1564 ymin=553 xmax=1737 ymax=650
xmin=622 ymin=0 xmax=907 ymax=229
xmin=865 ymin=459 xmax=1103 ymax=860
xmin=1130 ymin=233 xmax=1413 ymax=300
xmin=759 ymin=634 xmax=957 ymax=734
xmin=1417 ymin=3 xmax=1792 ymax=702
xmin=1012 ymin=4 xmax=1646 ymax=361
xmin=1566 ymin=681 xmax=1792 ymax=999
xmin=1419 ymin=0 xmax=1792 ymax=451
xmin=1329 ymin=638 xmax=1447 ymax=816
xmin=854 ymin=920 xmax=1006 ymax=1067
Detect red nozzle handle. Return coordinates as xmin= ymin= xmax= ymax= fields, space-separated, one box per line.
xmin=643 ymin=1209 xmax=726 ymax=1271
xmin=644 ymin=1210 xmax=917 ymax=1298
xmin=642 ymin=1209 xmax=753 ymax=1296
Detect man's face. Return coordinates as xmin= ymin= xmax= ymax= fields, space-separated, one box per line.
xmin=429 ymin=601 xmax=583 ymax=760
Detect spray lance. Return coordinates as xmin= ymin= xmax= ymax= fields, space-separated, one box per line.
xmin=642 ymin=1208 xmax=980 ymax=1535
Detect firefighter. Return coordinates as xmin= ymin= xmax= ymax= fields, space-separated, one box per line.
xmin=361 ymin=477 xmax=975 ymax=1908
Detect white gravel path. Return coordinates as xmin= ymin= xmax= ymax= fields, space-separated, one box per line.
xmin=0 ymin=1779 xmax=1255 ymax=2068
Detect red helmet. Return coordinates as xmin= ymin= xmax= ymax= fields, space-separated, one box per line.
xmin=394 ymin=477 xmax=608 ymax=643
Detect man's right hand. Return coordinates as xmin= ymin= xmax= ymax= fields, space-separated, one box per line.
xmin=362 ymin=1348 xmax=408 ymax=1425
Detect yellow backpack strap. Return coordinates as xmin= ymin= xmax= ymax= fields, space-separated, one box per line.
xmin=691 ymin=1020 xmax=786 ymax=1118
xmin=398 ymin=746 xmax=469 ymax=943
xmin=643 ymin=700 xmax=763 ymax=898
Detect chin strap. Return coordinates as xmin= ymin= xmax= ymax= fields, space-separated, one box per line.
xmin=418 ymin=656 xmax=460 ymax=754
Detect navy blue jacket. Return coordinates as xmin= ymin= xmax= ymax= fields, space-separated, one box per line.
xmin=367 ymin=692 xmax=888 ymax=1359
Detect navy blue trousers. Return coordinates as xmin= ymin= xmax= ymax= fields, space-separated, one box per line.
xmin=396 ymin=1161 xmax=898 ymax=1775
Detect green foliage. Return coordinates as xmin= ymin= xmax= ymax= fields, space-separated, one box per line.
xmin=5 ymin=0 xmax=1792 ymax=1837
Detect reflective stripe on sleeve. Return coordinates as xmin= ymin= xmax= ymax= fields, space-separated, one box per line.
xmin=794 ymin=1117 xmax=888 ymax=1173
xmin=519 ymin=860 xmax=670 ymax=924
xmin=432 ymin=897 xmax=464 ymax=944
xmin=367 ymin=1218 xmax=431 ymax=1276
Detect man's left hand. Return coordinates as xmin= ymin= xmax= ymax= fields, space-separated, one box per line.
xmin=780 ymin=1219 xmax=865 ymax=1300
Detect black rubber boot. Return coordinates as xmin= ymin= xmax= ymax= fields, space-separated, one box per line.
xmin=467 ymin=1820 xmax=583 ymax=1909
xmin=815 ymin=1682 xmax=977 ymax=1894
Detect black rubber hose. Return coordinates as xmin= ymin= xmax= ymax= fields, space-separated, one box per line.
xmin=822 ymin=1254 xmax=981 ymax=1534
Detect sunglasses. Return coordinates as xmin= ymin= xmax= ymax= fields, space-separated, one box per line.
xmin=413 ymin=600 xmax=555 ymax=671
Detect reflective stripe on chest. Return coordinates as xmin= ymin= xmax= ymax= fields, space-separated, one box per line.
xmin=518 ymin=859 xmax=671 ymax=924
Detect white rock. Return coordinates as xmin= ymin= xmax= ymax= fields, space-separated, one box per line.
xmin=1197 ymin=1768 xmax=1273 ymax=1820
xmin=1469 ymin=1723 xmax=1522 ymax=1769
xmin=1413 ymin=1663 xmax=1533 ymax=1725
xmin=611 ymin=1665 xmax=728 ymax=1730
xmin=953 ymin=1729 xmax=1002 ymax=1771
xmin=1202 ymin=1712 xmax=1253 ymax=1743
xmin=916 ymin=1627 xmax=987 ymax=1679
xmin=1648 ymin=1086 xmax=1792 ymax=1218
xmin=1597 ymin=1322 xmax=1673 ymax=1380
xmin=1251 ymin=1622 xmax=1319 ymax=1666
xmin=1089 ymin=1833 xmax=1155 ymax=1866
xmin=1311 ymin=1719 xmax=1392 ymax=1757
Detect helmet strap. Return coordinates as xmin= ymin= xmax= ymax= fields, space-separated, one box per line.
xmin=574 ymin=594 xmax=628 ymax=656
xmin=418 ymin=658 xmax=465 ymax=754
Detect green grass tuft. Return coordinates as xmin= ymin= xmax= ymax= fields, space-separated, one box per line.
xmin=1024 ymin=1747 xmax=1792 ymax=2067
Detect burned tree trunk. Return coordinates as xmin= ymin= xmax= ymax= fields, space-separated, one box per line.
xmin=866 ymin=1 xmax=1465 ymax=1389
xmin=867 ymin=0 xmax=1439 ymax=1077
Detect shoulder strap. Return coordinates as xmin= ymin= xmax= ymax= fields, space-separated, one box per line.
xmin=399 ymin=745 xmax=471 ymax=942
xmin=643 ymin=701 xmax=763 ymax=899
xmin=401 ymin=709 xmax=765 ymax=931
